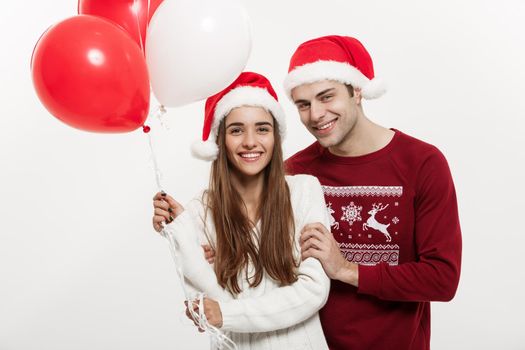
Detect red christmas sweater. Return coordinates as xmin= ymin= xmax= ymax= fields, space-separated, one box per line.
xmin=285 ymin=129 xmax=462 ymax=350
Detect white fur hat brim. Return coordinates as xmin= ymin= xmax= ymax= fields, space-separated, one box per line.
xmin=284 ymin=60 xmax=386 ymax=100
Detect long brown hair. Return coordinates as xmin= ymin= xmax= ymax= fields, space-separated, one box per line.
xmin=206 ymin=116 xmax=297 ymax=294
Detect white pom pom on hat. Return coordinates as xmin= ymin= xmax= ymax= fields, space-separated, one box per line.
xmin=191 ymin=139 xmax=219 ymax=161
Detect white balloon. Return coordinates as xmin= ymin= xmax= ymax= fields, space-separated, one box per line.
xmin=146 ymin=0 xmax=252 ymax=107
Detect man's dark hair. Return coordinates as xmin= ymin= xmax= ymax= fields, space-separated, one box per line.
xmin=346 ymin=84 xmax=354 ymax=97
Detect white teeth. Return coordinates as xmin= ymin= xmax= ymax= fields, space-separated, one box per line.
xmin=240 ymin=153 xmax=261 ymax=158
xmin=318 ymin=121 xmax=334 ymax=130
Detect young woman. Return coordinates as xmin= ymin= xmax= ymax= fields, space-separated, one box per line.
xmin=152 ymin=72 xmax=330 ymax=349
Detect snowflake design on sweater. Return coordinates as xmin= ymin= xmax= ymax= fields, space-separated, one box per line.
xmin=340 ymin=202 xmax=362 ymax=226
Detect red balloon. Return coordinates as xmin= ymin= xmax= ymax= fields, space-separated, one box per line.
xmin=31 ymin=15 xmax=150 ymax=133
xmin=78 ymin=0 xmax=163 ymax=51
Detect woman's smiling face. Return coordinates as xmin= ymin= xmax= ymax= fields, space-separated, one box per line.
xmin=224 ymin=106 xmax=275 ymax=180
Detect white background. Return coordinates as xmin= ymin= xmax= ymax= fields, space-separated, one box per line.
xmin=1 ymin=0 xmax=524 ymax=349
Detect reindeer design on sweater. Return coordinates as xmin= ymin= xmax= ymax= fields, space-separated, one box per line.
xmin=326 ymin=202 xmax=339 ymax=230
xmin=363 ymin=203 xmax=392 ymax=242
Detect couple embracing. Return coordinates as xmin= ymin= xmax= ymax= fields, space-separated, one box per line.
xmin=151 ymin=35 xmax=462 ymax=350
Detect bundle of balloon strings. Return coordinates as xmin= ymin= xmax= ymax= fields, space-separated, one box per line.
xmin=146 ymin=106 xmax=237 ymax=350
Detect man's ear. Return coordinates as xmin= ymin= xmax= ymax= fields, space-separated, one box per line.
xmin=354 ymin=87 xmax=363 ymax=105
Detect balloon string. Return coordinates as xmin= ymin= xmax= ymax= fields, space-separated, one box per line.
xmin=146 ymin=135 xmax=162 ymax=192
xmin=146 ymin=105 xmax=167 ymax=190
xmin=157 ymin=104 xmax=169 ymax=130
xmin=162 ymin=226 xmax=237 ymax=350
xmin=146 ymin=107 xmax=237 ymax=349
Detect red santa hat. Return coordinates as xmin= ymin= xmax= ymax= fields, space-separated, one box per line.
xmin=191 ymin=72 xmax=286 ymax=161
xmin=284 ymin=35 xmax=386 ymax=99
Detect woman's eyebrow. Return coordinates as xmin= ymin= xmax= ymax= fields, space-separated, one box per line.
xmin=225 ymin=122 xmax=244 ymax=128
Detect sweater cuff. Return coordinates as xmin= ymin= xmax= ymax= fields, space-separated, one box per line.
xmin=357 ymin=264 xmax=382 ymax=296
xmin=218 ymin=299 xmax=245 ymax=332
xmin=165 ymin=209 xmax=192 ymax=231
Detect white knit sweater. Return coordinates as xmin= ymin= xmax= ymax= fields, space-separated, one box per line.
xmin=167 ymin=174 xmax=330 ymax=350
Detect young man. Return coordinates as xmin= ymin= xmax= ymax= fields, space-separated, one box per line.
xmin=284 ymin=35 xmax=462 ymax=350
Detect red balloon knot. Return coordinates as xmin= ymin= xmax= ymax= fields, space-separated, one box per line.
xmin=142 ymin=125 xmax=151 ymax=133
